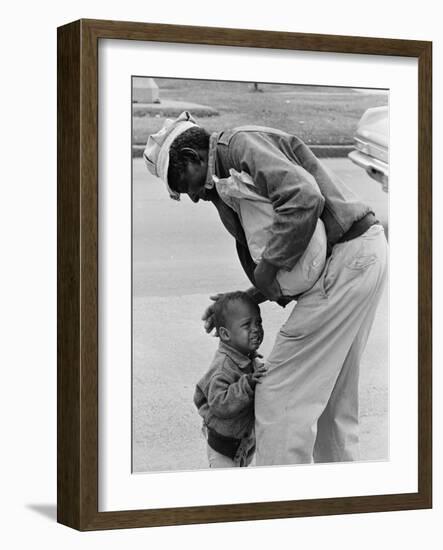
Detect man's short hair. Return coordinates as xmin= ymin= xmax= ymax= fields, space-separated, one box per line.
xmin=167 ymin=126 xmax=210 ymax=193
xmin=213 ymin=291 xmax=260 ymax=332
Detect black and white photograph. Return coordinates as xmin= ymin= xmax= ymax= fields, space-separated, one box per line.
xmin=132 ymin=76 xmax=389 ymax=473
xmin=2 ymin=0 xmax=439 ymax=541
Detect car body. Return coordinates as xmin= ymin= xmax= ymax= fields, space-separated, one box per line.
xmin=348 ymin=105 xmax=389 ymax=192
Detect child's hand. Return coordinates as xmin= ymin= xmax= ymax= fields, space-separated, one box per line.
xmin=251 ymin=363 xmax=268 ymax=384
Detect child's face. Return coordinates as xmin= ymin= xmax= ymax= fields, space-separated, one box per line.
xmin=224 ymin=300 xmax=264 ymax=356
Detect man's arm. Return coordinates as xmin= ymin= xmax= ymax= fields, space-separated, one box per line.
xmin=253 ymin=259 xmax=281 ymax=301
xmin=235 ymin=240 xmax=269 ymax=302
xmin=244 ymin=285 xmax=267 ymax=305
xmin=229 ymin=131 xmax=325 ymax=272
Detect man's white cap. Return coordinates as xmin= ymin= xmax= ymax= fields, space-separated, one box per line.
xmin=143 ymin=111 xmax=197 ymax=200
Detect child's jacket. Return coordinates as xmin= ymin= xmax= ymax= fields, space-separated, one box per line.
xmin=194 ymin=342 xmax=259 ymax=444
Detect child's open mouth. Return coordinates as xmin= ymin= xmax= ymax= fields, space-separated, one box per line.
xmin=249 ymin=335 xmax=262 ymax=347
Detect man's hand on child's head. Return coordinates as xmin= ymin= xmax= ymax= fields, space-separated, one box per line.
xmin=201 ymin=293 xmax=225 ymax=335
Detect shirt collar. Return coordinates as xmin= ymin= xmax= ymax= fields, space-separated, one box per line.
xmin=218 ymin=341 xmax=253 ymax=370
xmin=205 ymin=132 xmax=219 ymax=190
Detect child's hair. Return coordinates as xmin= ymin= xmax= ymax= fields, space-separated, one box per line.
xmin=168 ymin=126 xmax=210 ymax=193
xmin=213 ymin=291 xmax=260 ymax=332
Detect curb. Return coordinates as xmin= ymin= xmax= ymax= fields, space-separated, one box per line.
xmin=133 ymin=101 xmax=219 ymax=118
xmin=132 ymin=143 xmax=354 ymax=159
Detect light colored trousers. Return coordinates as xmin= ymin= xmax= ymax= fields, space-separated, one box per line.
xmin=255 ymin=224 xmax=388 ymax=465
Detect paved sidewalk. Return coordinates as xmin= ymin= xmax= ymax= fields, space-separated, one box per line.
xmin=133 ymin=290 xmax=388 ymax=472
xmin=132 ymin=158 xmax=389 ymax=473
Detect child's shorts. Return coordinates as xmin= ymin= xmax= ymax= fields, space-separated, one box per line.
xmin=204 ymin=427 xmax=255 ymax=468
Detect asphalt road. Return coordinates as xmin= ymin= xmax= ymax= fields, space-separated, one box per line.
xmin=132 ymin=157 xmax=389 ymax=472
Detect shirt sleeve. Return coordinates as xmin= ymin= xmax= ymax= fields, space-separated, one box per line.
xmin=228 ymin=132 xmax=325 ymax=270
xmin=207 ymin=371 xmax=254 ymax=419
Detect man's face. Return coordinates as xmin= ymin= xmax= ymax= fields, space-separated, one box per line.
xmin=224 ymin=300 xmax=264 ymax=356
xmin=176 ymin=159 xmax=210 ymax=203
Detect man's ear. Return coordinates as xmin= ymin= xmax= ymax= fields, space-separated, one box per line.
xmin=218 ymin=326 xmax=230 ymax=343
xmin=180 ymin=147 xmax=201 ymax=164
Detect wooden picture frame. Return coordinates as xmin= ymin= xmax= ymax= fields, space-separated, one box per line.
xmin=57 ymin=19 xmax=432 ymax=530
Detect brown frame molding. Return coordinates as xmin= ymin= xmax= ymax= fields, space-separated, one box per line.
xmin=57 ymin=19 xmax=432 ymax=530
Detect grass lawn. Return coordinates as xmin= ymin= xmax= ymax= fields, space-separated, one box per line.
xmin=133 ymin=78 xmax=388 ymax=146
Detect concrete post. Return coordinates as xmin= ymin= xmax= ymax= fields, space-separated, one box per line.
xmin=133 ymin=77 xmax=160 ymax=103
